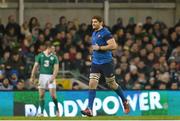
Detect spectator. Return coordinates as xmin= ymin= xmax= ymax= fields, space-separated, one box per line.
xmin=115 ymin=67 xmax=123 ymax=84
xmin=148 ymin=77 xmax=157 ymax=89
xmin=55 ymin=16 xmax=67 ymax=33
xmin=134 ymin=22 xmax=144 ymax=40
xmin=34 ymin=33 xmax=45 ymax=52
xmin=144 ymin=84 xmax=152 ymax=90
xmin=169 ymin=46 xmax=180 ymax=63
xmin=28 ymin=17 xmax=40 ymax=32
xmin=69 ymin=46 xmax=77 ymax=61
xmin=0 ymin=18 xmax=5 ymax=42
xmin=69 ymin=28 xmax=81 ymax=45
xmin=21 ymin=35 xmax=33 ymax=55
xmin=62 ymin=52 xmax=72 ymax=70
xmin=0 ymin=78 xmax=13 ymax=90
xmin=0 ymin=51 xmax=10 ymax=65
xmin=14 ymin=79 xmax=25 ymax=90
xmin=24 ymin=79 xmax=36 ymax=90
xmin=143 ymin=16 xmax=153 ymax=32
xmin=24 ymin=45 xmax=35 ymax=77
xmin=3 ymin=26 xmax=18 ymax=50
xmin=132 ymin=82 xmax=141 ymax=90
xmin=82 ymin=55 xmax=91 ymax=76
xmin=72 ymin=52 xmax=84 ymax=73
xmin=21 ymin=21 xmax=31 ymax=37
xmin=5 ymin=52 xmax=26 ymax=79
xmin=158 ymin=83 xmax=167 ymax=90
xmin=112 ymin=17 xmax=124 ymax=34
xmin=5 ymin=15 xmax=21 ymax=39
xmin=115 ymin=28 xmax=126 ymax=45
xmin=72 ymin=82 xmax=81 ymax=90
xmin=126 ymin=17 xmax=136 ymax=34
xmin=170 ymin=82 xmax=178 ymax=90
xmin=0 ymin=69 xmax=5 ymax=84
xmin=123 ymin=73 xmax=134 ymax=89
xmin=78 ymin=23 xmax=88 ymax=40
xmin=9 ymin=70 xmax=19 ymax=87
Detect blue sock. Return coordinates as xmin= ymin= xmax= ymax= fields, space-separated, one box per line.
xmin=88 ymin=89 xmax=96 ymax=110
xmin=114 ymin=86 xmax=126 ymax=102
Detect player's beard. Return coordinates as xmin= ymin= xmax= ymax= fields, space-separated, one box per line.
xmin=93 ymin=25 xmax=100 ymax=31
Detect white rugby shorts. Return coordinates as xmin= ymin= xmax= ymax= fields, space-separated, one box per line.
xmin=38 ymin=74 xmax=56 ymax=89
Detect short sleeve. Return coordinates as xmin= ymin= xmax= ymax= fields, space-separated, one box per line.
xmin=104 ymin=29 xmax=113 ymax=41
xmin=35 ymin=54 xmax=40 ymax=64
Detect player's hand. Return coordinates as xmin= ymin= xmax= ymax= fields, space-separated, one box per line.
xmin=49 ymin=80 xmax=54 ymax=84
xmin=92 ymin=44 xmax=100 ymax=51
xmin=30 ymin=76 xmax=35 ymax=84
xmin=51 ymin=75 xmax=55 ymax=81
xmin=49 ymin=75 xmax=55 ymax=84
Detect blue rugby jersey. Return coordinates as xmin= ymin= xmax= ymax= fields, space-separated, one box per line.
xmin=92 ymin=27 xmax=113 ymax=64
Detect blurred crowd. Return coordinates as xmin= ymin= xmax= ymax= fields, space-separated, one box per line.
xmin=0 ymin=15 xmax=179 ymax=90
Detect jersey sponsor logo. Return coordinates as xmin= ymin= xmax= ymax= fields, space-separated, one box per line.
xmin=50 ymin=57 xmax=54 ymax=60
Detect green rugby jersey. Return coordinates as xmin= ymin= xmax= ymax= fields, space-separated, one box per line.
xmin=35 ymin=52 xmax=59 ymax=74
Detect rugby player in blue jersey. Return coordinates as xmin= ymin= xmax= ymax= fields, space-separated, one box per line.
xmin=81 ymin=16 xmax=130 ymax=116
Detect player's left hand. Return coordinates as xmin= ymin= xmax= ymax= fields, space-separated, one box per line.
xmin=49 ymin=75 xmax=55 ymax=84
xmin=30 ymin=76 xmax=35 ymax=84
xmin=92 ymin=44 xmax=100 ymax=51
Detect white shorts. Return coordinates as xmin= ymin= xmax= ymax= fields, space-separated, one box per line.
xmin=38 ymin=74 xmax=56 ymax=89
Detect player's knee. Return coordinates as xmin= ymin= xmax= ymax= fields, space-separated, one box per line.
xmin=39 ymin=94 xmax=44 ymax=100
xmin=89 ymin=80 xmax=98 ymax=89
xmin=51 ymin=94 xmax=56 ymax=99
xmin=106 ymin=76 xmax=118 ymax=89
xmin=89 ymin=73 xmax=100 ymax=89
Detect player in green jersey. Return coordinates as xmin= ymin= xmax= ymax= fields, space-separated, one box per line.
xmin=30 ymin=43 xmax=60 ymax=117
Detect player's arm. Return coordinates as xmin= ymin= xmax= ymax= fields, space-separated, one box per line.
xmin=51 ymin=63 xmax=59 ymax=82
xmin=99 ymin=38 xmax=117 ymax=51
xmin=92 ymin=38 xmax=117 ymax=51
xmin=51 ymin=54 xmax=59 ymax=82
xmin=30 ymin=62 xmax=39 ymax=82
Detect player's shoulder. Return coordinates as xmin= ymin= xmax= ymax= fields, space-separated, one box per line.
xmin=35 ymin=52 xmax=44 ymax=61
xmin=102 ymin=27 xmax=111 ymax=34
xmin=92 ymin=28 xmax=111 ymax=38
xmin=50 ymin=53 xmax=58 ymax=59
xmin=37 ymin=52 xmax=45 ymax=57
xmin=50 ymin=53 xmax=57 ymax=57
xmin=100 ymin=27 xmax=111 ymax=37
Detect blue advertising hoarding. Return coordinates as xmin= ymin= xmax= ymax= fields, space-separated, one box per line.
xmin=0 ymin=92 xmax=13 ymax=116
xmin=0 ymin=90 xmax=180 ymax=116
